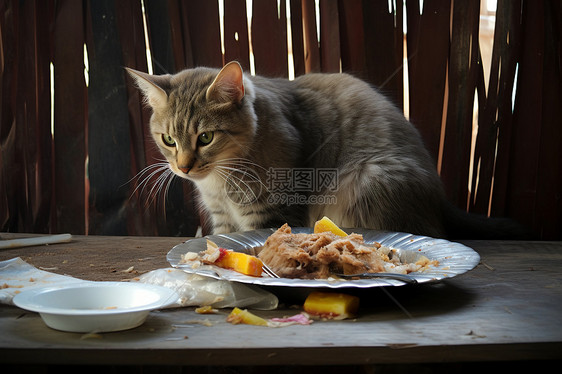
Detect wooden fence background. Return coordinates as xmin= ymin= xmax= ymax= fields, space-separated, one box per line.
xmin=1 ymin=0 xmax=561 ymax=239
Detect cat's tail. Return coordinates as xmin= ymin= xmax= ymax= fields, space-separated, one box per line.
xmin=441 ymin=202 xmax=534 ymax=240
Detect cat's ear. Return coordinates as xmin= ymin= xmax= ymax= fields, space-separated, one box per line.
xmin=126 ymin=68 xmax=169 ymax=109
xmin=206 ymin=61 xmax=245 ymax=105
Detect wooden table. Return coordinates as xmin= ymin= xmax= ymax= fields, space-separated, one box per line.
xmin=0 ymin=233 xmax=561 ymax=371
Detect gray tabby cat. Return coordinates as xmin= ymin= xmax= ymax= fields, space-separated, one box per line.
xmin=127 ymin=61 xmax=517 ymax=239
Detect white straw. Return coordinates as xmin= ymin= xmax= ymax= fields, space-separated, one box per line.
xmin=0 ymin=234 xmax=72 ymax=250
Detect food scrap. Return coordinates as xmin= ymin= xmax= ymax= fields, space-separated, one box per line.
xmin=314 ymin=216 xmax=348 ymax=236
xmin=303 ymin=291 xmax=360 ymax=320
xmin=122 ymin=266 xmax=135 ymax=273
xmin=180 ymin=239 xmax=263 ymax=277
xmin=1 ymin=283 xmax=24 ymax=289
xmin=195 ymin=305 xmax=219 ymax=314
xmin=226 ymin=308 xmax=313 ymax=327
xmin=268 ymin=312 xmax=313 ymax=326
xmin=227 ymin=307 xmax=268 ymax=326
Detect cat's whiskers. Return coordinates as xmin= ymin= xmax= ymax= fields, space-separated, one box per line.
xmin=128 ymin=161 xmax=177 ymax=209
xmin=212 ymin=158 xmax=270 ymax=191
xmin=215 ymin=158 xmax=269 ymax=173
xmin=124 ymin=162 xmax=168 ymax=189
xmin=146 ymin=167 xmax=175 ymax=207
xmin=130 ymin=163 xmax=169 ymax=195
xmin=215 ymin=165 xmax=265 ymax=187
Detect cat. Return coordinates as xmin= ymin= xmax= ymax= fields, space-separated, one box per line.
xmin=127 ymin=61 xmax=524 ymax=239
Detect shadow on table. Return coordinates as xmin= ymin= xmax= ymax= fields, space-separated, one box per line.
xmin=265 ymin=279 xmax=476 ymax=321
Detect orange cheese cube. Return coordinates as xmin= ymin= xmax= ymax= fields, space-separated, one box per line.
xmin=313 ymin=216 xmax=348 ymax=237
xmin=303 ymin=291 xmax=360 ymax=320
xmin=215 ymin=249 xmax=263 ymax=277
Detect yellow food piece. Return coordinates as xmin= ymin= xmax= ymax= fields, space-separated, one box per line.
xmin=314 ymin=216 xmax=348 ymax=237
xmin=303 ymin=291 xmax=360 ymax=320
xmin=195 ymin=305 xmax=218 ymax=314
xmin=226 ymin=307 xmax=268 ymax=326
xmin=215 ymin=250 xmax=264 ymax=277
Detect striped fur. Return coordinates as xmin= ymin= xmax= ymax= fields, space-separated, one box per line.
xmin=128 ymin=62 xmax=447 ymax=237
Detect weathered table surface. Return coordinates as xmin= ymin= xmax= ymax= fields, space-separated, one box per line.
xmin=0 ymin=233 xmax=561 ymax=368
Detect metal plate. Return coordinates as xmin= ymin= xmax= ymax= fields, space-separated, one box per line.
xmin=167 ymin=228 xmax=480 ymax=288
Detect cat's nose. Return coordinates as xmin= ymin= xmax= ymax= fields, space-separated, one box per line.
xmin=178 ymin=166 xmax=190 ymax=174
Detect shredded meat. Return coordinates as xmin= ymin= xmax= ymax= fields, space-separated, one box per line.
xmin=257 ymin=224 xmax=385 ymax=279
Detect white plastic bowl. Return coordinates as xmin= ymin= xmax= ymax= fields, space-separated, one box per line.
xmin=13 ymin=282 xmax=179 ymax=333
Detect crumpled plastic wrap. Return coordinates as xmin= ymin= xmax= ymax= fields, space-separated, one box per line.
xmin=135 ymin=268 xmax=278 ymax=310
xmin=0 ymin=257 xmax=85 ymax=305
xmin=0 ymin=257 xmax=278 ymax=310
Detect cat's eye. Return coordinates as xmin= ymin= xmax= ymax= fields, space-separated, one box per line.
xmin=162 ymin=134 xmax=176 ymax=147
xmin=198 ymin=131 xmax=214 ymax=146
